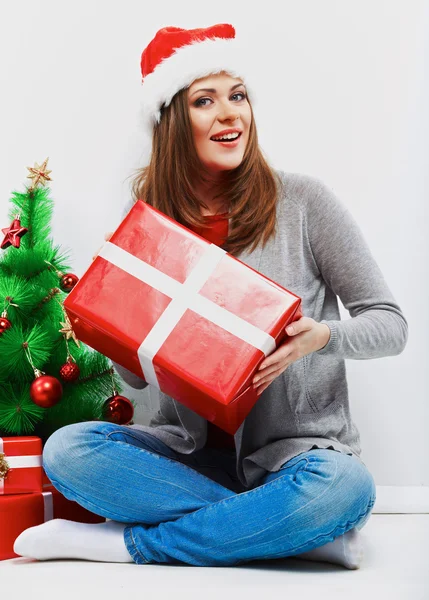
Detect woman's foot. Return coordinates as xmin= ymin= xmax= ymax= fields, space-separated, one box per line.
xmin=13 ymin=519 xmax=134 ymax=563
xmin=294 ymin=528 xmax=363 ymax=569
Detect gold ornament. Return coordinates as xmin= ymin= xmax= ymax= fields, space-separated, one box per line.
xmin=26 ymin=157 xmax=52 ymax=191
xmin=59 ymin=312 xmax=80 ymax=347
xmin=0 ymin=452 xmax=10 ymax=481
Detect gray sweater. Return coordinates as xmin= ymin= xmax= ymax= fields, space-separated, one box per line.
xmin=111 ymin=170 xmax=408 ymax=490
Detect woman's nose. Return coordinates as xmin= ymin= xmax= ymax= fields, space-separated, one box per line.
xmin=219 ymin=111 xmax=240 ymax=123
xmin=217 ymin=101 xmax=240 ymax=122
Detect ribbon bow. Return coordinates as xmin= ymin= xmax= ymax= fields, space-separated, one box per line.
xmin=0 ymin=452 xmax=10 ymax=480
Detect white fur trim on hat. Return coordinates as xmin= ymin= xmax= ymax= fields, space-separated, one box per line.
xmin=140 ymin=36 xmax=255 ymax=138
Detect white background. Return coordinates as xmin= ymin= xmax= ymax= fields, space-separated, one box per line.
xmin=1 ymin=0 xmax=428 ymax=487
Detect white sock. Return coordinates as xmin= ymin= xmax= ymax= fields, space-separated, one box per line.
xmin=13 ymin=519 xmax=133 ymax=563
xmin=294 ymin=527 xmax=363 ymax=569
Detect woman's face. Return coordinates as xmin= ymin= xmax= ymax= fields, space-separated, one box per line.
xmin=187 ymin=72 xmax=251 ymax=178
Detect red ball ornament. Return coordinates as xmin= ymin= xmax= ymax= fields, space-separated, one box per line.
xmin=60 ymin=273 xmax=79 ymax=292
xmin=103 ymin=394 xmax=134 ymax=425
xmin=30 ymin=374 xmax=63 ymax=408
xmin=0 ymin=316 xmax=12 ymax=335
xmin=59 ymin=359 xmax=80 ymax=382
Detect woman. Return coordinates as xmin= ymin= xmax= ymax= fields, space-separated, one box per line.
xmin=14 ymin=24 xmax=408 ymax=569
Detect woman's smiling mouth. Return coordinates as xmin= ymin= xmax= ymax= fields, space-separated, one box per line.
xmin=210 ymin=132 xmax=242 ymax=147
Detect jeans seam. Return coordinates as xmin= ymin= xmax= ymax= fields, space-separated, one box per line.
xmin=128 ymin=527 xmax=150 ymax=564
xmin=292 ymin=502 xmax=375 ymax=555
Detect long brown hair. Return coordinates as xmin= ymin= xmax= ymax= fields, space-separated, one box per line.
xmin=129 ymin=82 xmax=282 ymax=257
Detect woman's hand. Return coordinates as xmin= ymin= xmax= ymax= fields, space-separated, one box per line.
xmin=252 ymin=317 xmax=331 ymax=396
xmin=92 ymin=231 xmax=113 ymax=261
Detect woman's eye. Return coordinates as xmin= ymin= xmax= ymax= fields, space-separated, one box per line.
xmin=194 ymin=97 xmax=211 ymax=107
xmin=194 ymin=92 xmax=246 ymax=107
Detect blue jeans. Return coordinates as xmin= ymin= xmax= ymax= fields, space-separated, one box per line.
xmin=42 ymin=421 xmax=376 ymax=566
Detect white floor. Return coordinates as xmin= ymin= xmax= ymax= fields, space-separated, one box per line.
xmin=1 ymin=514 xmax=428 ymax=600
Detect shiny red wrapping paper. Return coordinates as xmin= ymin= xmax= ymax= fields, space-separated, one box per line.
xmin=0 ymin=470 xmax=106 ymax=561
xmin=63 ymin=201 xmax=302 ymax=434
xmin=0 ymin=436 xmax=43 ymax=496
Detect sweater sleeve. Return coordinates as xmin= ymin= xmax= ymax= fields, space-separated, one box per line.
xmin=303 ymin=177 xmax=408 ymax=359
xmin=111 ymin=360 xmax=149 ymax=390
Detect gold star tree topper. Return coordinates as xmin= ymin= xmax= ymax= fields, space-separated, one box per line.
xmin=26 ymin=158 xmax=52 ymax=191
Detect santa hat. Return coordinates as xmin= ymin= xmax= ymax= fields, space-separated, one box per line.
xmin=139 ymin=24 xmax=255 ymax=138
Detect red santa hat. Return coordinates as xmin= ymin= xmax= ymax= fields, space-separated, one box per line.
xmin=139 ymin=24 xmax=255 ymax=138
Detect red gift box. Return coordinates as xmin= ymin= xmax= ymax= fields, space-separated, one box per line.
xmin=63 ymin=201 xmax=302 ymax=434
xmin=42 ymin=468 xmax=51 ymax=487
xmin=0 ymin=436 xmax=43 ymax=496
xmin=1 ymin=472 xmax=106 ymax=561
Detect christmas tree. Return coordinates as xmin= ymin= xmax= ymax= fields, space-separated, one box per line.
xmin=0 ymin=158 xmax=135 ymax=444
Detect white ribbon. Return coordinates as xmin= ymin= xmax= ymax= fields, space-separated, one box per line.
xmin=0 ymin=437 xmax=43 ymax=495
xmin=42 ymin=491 xmax=54 ymax=521
xmin=98 ymin=242 xmax=278 ymax=389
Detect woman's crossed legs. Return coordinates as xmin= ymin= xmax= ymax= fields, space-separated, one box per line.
xmin=34 ymin=421 xmax=375 ymax=567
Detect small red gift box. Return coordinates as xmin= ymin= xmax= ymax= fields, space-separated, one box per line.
xmin=63 ymin=201 xmax=302 ymax=434
xmin=1 ymin=471 xmax=105 ymax=561
xmin=0 ymin=436 xmax=43 ymax=496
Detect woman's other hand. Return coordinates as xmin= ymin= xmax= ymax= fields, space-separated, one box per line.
xmin=252 ymin=317 xmax=331 ymax=395
xmin=92 ymin=231 xmax=113 ymax=261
